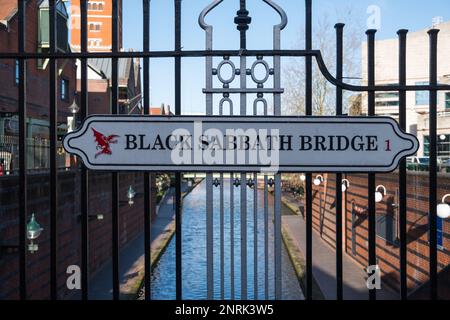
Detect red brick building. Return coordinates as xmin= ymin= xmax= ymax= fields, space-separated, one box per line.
xmin=309 ymin=172 xmax=450 ymax=298
xmin=0 ymin=0 xmax=155 ymax=300
xmin=70 ymin=0 xmax=123 ymax=52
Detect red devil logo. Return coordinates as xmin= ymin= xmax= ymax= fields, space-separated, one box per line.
xmin=92 ymin=128 xmax=120 ymax=158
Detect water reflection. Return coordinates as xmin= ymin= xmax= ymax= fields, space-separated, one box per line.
xmin=150 ymin=179 xmax=303 ymax=300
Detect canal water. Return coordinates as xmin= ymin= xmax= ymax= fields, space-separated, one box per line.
xmin=150 ymin=179 xmax=304 ymax=300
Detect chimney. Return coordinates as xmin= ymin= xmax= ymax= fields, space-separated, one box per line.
xmin=165 ymin=104 xmax=171 ymax=115
xmin=160 ymin=103 xmax=165 ymax=115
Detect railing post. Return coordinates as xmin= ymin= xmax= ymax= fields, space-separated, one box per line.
xmin=366 ymin=28 xmax=377 ymax=301
xmin=397 ymin=29 xmax=408 ymax=300
xmin=175 ymin=0 xmax=183 ymax=301
xmin=49 ymin=0 xmax=58 ymax=300
xmin=80 ymin=0 xmax=90 ymax=301
xmin=111 ymin=0 xmax=120 ymax=300
xmin=428 ymin=28 xmax=439 ymax=300
xmin=18 ymin=0 xmax=27 ymax=300
xmin=335 ymin=22 xmax=345 ymax=301
xmin=305 ymin=0 xmax=313 ymax=301
xmin=143 ymin=0 xmax=152 ymax=301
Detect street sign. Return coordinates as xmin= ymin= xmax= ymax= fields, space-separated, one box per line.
xmin=63 ymin=115 xmax=419 ymax=173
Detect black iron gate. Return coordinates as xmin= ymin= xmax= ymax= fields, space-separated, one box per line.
xmin=2 ymin=0 xmax=450 ymax=300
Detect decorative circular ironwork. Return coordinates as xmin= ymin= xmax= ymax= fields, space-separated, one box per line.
xmin=216 ymin=60 xmax=236 ymax=84
xmin=250 ymin=59 xmax=270 ymax=84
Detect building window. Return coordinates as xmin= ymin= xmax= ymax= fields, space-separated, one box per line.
xmin=88 ymin=1 xmax=104 ymax=11
xmin=415 ymin=81 xmax=429 ymax=105
xmin=375 ymin=84 xmax=399 ymax=108
xmin=15 ymin=60 xmax=19 ymax=85
xmin=60 ymin=79 xmax=69 ymax=101
xmin=89 ymin=22 xmax=101 ymax=32
xmin=445 ymin=92 xmax=450 ymax=110
xmin=89 ymin=38 xmax=102 ymax=48
xmin=424 ymin=135 xmax=450 ymax=158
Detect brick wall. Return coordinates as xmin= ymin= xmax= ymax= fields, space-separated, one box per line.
xmin=310 ymin=172 xmax=450 ymax=298
xmin=0 ymin=170 xmax=156 ymax=300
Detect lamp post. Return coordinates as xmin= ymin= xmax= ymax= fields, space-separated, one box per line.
xmin=127 ymin=185 xmax=136 ymax=206
xmin=27 ymin=214 xmax=43 ymax=254
xmin=437 ymin=194 xmax=450 ymax=219
xmin=68 ymin=98 xmax=80 ymax=116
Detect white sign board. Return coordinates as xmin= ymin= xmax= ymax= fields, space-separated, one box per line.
xmin=63 ymin=116 xmax=419 ymax=173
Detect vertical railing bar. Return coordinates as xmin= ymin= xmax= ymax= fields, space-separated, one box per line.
xmin=273 ymin=5 xmax=283 ymax=301
xmin=238 ymin=0 xmax=248 ymax=300
xmin=274 ymin=174 xmax=281 ymax=300
xmin=111 ymin=0 xmax=120 ymax=301
xmin=263 ymin=93 xmax=268 ymax=300
xmin=230 ymin=173 xmax=235 ymax=299
xmin=252 ymin=94 xmax=258 ymax=301
xmin=264 ymin=174 xmax=268 ymax=300
xmin=18 ymin=0 xmax=27 ymax=300
xmin=219 ymin=100 xmax=225 ymax=300
xmin=204 ymin=0 xmax=214 ymax=301
xmin=80 ymin=0 xmax=89 ymax=301
xmin=398 ymin=29 xmax=408 ymax=300
xmin=49 ymin=0 xmax=58 ymax=300
xmin=253 ymin=173 xmax=258 ymax=300
xmin=305 ymin=0 xmax=313 ymax=301
xmin=366 ymin=29 xmax=377 ymax=301
xmin=206 ymin=171 xmax=213 ymax=300
xmin=428 ymin=29 xmax=439 ymax=300
xmin=220 ymin=172 xmax=225 ymax=300
xmin=143 ymin=0 xmax=152 ymax=301
xmin=335 ymin=23 xmax=344 ymax=301
xmin=174 ymin=0 xmax=183 ymax=301
xmin=240 ymin=172 xmax=247 ymax=300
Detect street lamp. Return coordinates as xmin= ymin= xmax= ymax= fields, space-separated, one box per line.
xmin=213 ymin=178 xmax=220 ymax=187
xmin=247 ymin=178 xmax=255 ymax=189
xmin=233 ymin=177 xmax=241 ymax=187
xmin=127 ymin=186 xmax=136 ymax=206
xmin=268 ymin=177 xmax=275 ymax=187
xmin=437 ymin=194 xmax=450 ymax=219
xmin=375 ymin=185 xmax=387 ymax=203
xmin=342 ymin=179 xmax=350 ymax=192
xmin=27 ymin=214 xmax=43 ymax=254
xmin=314 ymin=175 xmax=324 ymax=186
xmin=68 ymin=98 xmax=80 ymax=115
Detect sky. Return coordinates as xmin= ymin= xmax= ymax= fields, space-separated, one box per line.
xmin=120 ymin=0 xmax=450 ymax=115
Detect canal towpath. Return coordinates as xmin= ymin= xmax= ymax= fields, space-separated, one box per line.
xmin=88 ymin=182 xmax=192 ymax=300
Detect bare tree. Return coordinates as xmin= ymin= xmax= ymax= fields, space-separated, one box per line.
xmin=283 ymin=9 xmax=363 ymax=116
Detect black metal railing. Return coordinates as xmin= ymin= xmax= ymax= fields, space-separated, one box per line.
xmin=5 ymin=0 xmax=447 ymax=300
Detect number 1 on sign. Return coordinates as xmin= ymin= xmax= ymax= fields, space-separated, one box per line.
xmin=385 ymin=140 xmax=392 ymax=152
